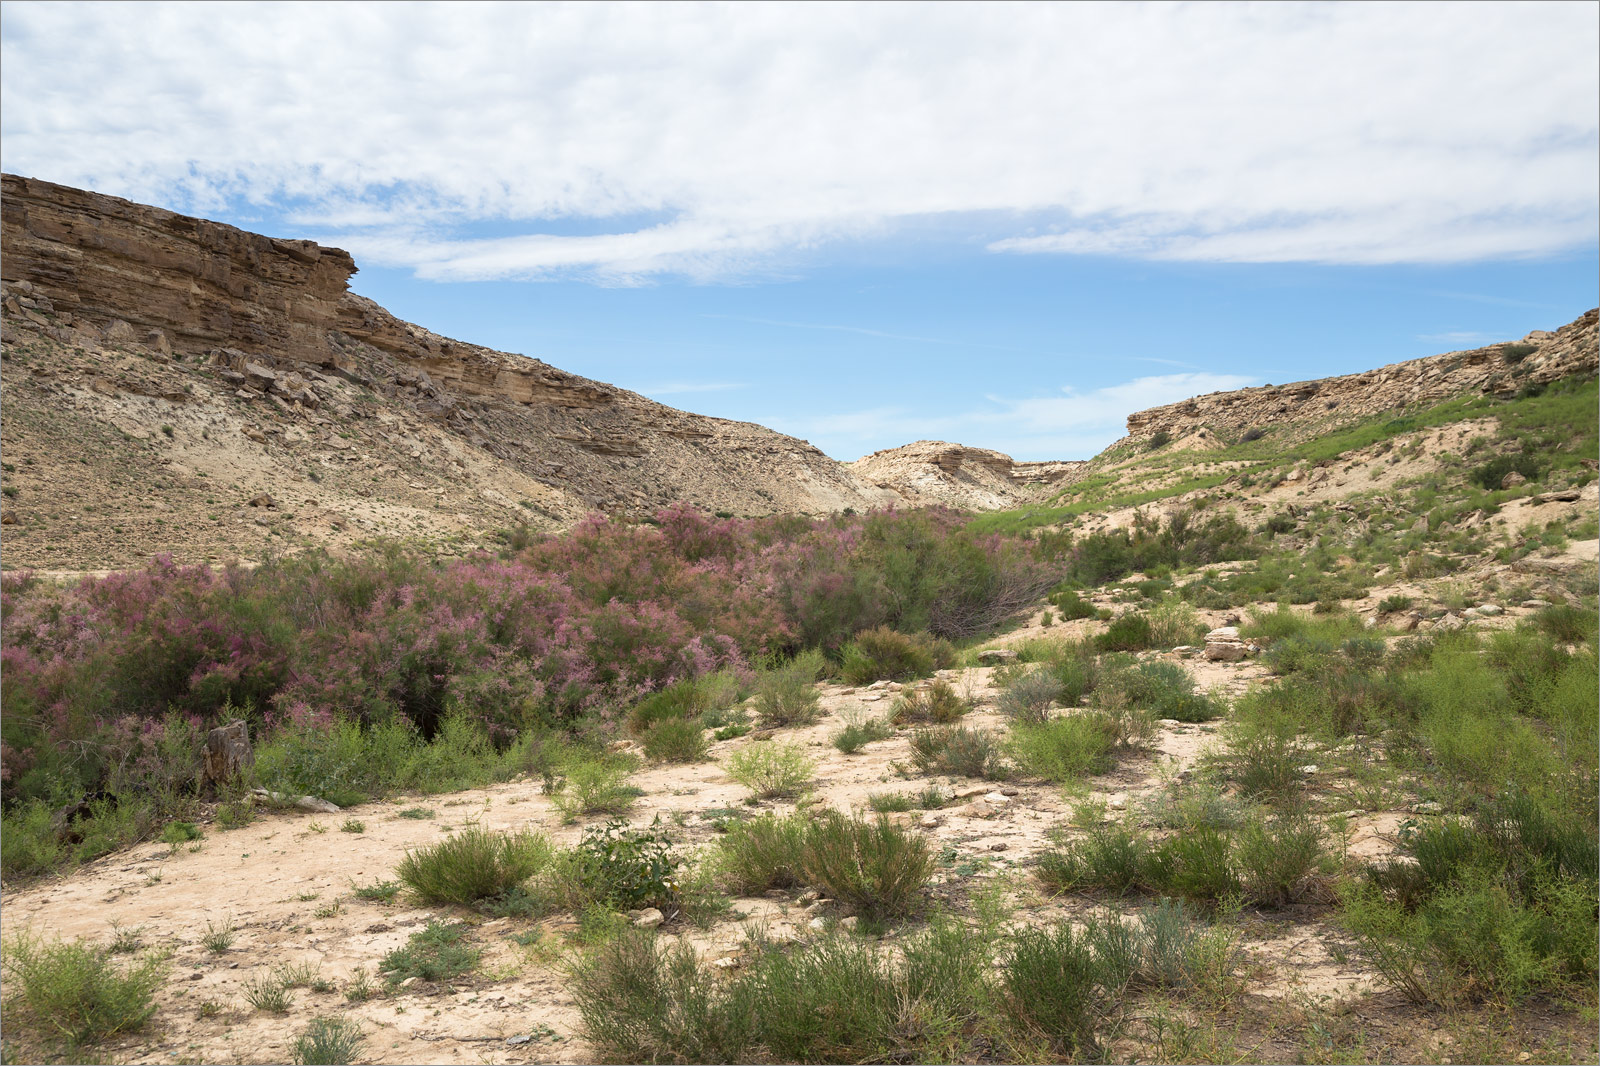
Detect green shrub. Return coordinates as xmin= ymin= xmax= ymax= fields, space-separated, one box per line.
xmin=1096 ymin=612 xmax=1153 ymax=652
xmin=380 ymin=921 xmax=479 ymax=984
xmin=1147 ymin=598 xmax=1204 ymax=647
xmin=888 ymin=679 xmax=970 ymax=724
xmin=1234 ymin=815 xmax=1328 ymax=906
xmin=2 ymin=931 xmax=165 ymax=1048
xmin=395 ymin=825 xmax=552 ymax=903
xmin=1099 ymin=659 xmax=1220 ymax=722
xmin=799 ymin=812 xmax=935 ymax=920
xmin=1007 ymin=715 xmax=1115 ymax=782
xmin=997 ymin=667 xmax=1062 ymax=725
xmin=751 ymin=655 xmax=823 ymax=728
xmin=909 ymin=726 xmax=1008 ymax=779
xmin=831 ymin=709 xmax=893 ymax=754
xmin=1378 ymin=593 xmax=1414 ymax=613
xmin=726 ymin=742 xmax=814 ymax=798
xmin=839 ymin=626 xmax=949 ymax=685
xmin=550 ymin=755 xmax=642 ymax=822
xmin=291 ymin=1016 xmax=366 ymax=1066
xmin=1469 ymin=453 xmax=1540 ymax=491
xmin=1224 ymin=721 xmax=1304 ymax=801
xmin=1534 ymin=604 xmax=1595 ymax=644
xmin=564 ymin=819 xmax=682 ymax=911
xmin=1050 ymin=588 xmax=1098 ymax=621
xmin=716 ymin=812 xmax=809 ymax=893
xmin=570 ymin=930 xmax=744 ymax=1064
xmin=641 ymin=717 xmax=710 ymax=762
xmin=1151 ymin=827 xmax=1241 ymax=910
xmin=627 ymin=671 xmax=747 ymax=734
xmin=1037 ymin=821 xmax=1149 ymax=896
xmin=999 ymin=923 xmax=1108 ymax=1060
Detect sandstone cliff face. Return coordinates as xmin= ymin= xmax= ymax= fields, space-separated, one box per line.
xmin=0 ymin=174 xmax=896 ymax=545
xmin=1121 ymin=309 xmax=1599 ymax=447
xmin=850 ymin=441 xmax=1085 ymax=511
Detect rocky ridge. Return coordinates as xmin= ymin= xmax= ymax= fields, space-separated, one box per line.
xmin=1119 ymin=309 xmax=1599 ymax=448
xmin=849 ymin=441 xmax=1084 ymax=511
xmin=0 ymin=174 xmax=916 ymax=568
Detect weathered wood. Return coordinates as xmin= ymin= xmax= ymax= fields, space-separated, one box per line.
xmin=201 ymin=719 xmax=254 ymax=792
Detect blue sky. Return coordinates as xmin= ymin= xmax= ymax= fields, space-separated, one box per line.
xmin=3 ymin=2 xmax=1596 ymax=460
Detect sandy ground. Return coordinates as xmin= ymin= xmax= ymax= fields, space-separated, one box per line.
xmin=1 ymin=654 xmax=1433 ymax=1065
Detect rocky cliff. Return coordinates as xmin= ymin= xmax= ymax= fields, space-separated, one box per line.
xmin=1121 ymin=309 xmax=1599 ymax=447
xmin=849 ymin=441 xmax=1084 ymax=511
xmin=1 ymin=174 xmax=905 ymax=569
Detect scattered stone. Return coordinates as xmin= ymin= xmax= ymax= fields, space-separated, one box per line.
xmin=989 ymin=842 xmax=1009 ymax=852
xmin=1433 ymin=613 xmax=1466 ymax=633
xmin=0 ymin=512 xmax=15 ymax=525
xmin=982 ymin=791 xmax=1011 ymax=805
xmin=808 ymin=917 xmax=827 ymax=932
xmin=247 ymin=493 xmax=276 ymax=508
xmin=976 ymin=649 xmax=1018 ymax=665
xmin=918 ymin=813 xmax=945 ymax=830
xmin=711 ymin=955 xmax=742 ymax=969
xmin=1521 ymin=599 xmax=1551 ymax=609
xmin=1299 ymin=765 xmax=1319 ymax=775
xmin=1411 ymin=801 xmax=1445 ymax=815
xmin=1204 ymin=640 xmax=1248 ymax=662
xmin=1475 ymin=603 xmax=1502 ymax=616
xmin=630 ymin=908 xmax=665 ymax=929
xmin=838 ymin=916 xmax=859 ymax=932
xmin=1500 ymin=470 xmax=1528 ymax=489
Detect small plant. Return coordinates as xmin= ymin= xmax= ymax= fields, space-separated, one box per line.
xmin=841 ymin=626 xmax=946 ymax=685
xmin=889 ymin=679 xmax=969 ymax=724
xmin=726 ymin=742 xmax=814 ymax=799
xmin=201 ymin=918 xmax=236 ymax=954
xmin=339 ymin=819 xmax=365 ymax=833
xmin=564 ymin=819 xmax=683 ymax=911
xmin=380 ymin=921 xmax=479 ymax=985
xmin=751 ymin=654 xmax=824 ymax=728
xmin=1 ymin=931 xmax=165 ymax=1047
xmin=1378 ymin=593 xmax=1414 ymax=613
xmin=291 ymin=1016 xmax=366 ymax=1066
xmin=867 ymin=791 xmax=914 ymax=813
xmin=1051 ymin=588 xmax=1099 ymax=621
xmin=343 ymin=968 xmax=375 ymax=1003
xmin=106 ymin=922 xmax=143 ymax=955
xmin=160 ymin=821 xmax=203 ymax=845
xmin=799 ymin=812 xmax=934 ymax=920
xmin=243 ymin=972 xmax=294 ymax=1013
xmin=641 ymin=717 xmax=711 ymax=763
xmin=1234 ymin=814 xmax=1329 ymax=906
xmin=352 ymin=878 xmax=401 ymax=902
xmin=1147 ymin=428 xmax=1172 ymax=450
xmin=395 ymin=825 xmax=552 ymax=903
xmin=716 ymin=812 xmax=809 ymax=893
xmin=1007 ymin=714 xmax=1115 ymax=782
xmin=998 ymin=667 xmax=1063 ymax=725
xmin=832 ymin=708 xmax=893 ymax=754
xmin=1000 ymin=923 xmax=1109 ymax=1060
xmin=909 ymin=725 xmax=1008 ymax=779
xmin=397 ymin=806 xmax=435 ymax=820
xmin=1097 ymin=612 xmax=1154 ymax=652
xmin=550 ymin=755 xmax=643 ymax=822
xmin=216 ymin=800 xmax=256 ymax=830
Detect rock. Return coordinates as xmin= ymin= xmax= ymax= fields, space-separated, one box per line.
xmin=976 ymin=649 xmax=1017 ymax=665
xmin=240 ymin=426 xmax=267 ymax=444
xmin=200 ymin=719 xmax=254 ymax=792
xmin=1500 ymin=470 xmax=1528 ymax=489
xmin=918 ymin=813 xmax=945 ymax=830
xmin=1204 ymin=641 xmax=1248 ymax=662
xmin=0 ymin=512 xmax=15 ymax=525
xmin=1205 ymin=626 xmax=1240 ymax=641
xmin=808 ymin=917 xmax=827 ymax=932
xmin=1475 ymin=603 xmax=1503 ymax=616
xmin=1462 ymin=608 xmax=1481 ymax=620
xmin=1411 ymin=516 xmax=1430 ymax=532
xmin=838 ymin=916 xmax=859 ymax=932
xmin=711 ymin=955 xmax=742 ymax=970
xmin=982 ymin=791 xmax=1012 ymax=805
xmin=1300 ymin=765 xmax=1319 ymax=775
xmin=1411 ymin=801 xmax=1445 ymax=815
xmin=1521 ymin=599 xmax=1551 ymax=609
xmin=630 ymin=908 xmax=665 ymax=929
xmin=1433 ymin=613 xmax=1466 ymax=633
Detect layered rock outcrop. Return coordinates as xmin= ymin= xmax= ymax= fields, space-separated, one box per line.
xmin=1 ymin=173 xmax=894 ymax=528
xmin=1123 ymin=309 xmax=1599 ymax=446
xmin=850 ymin=440 xmax=1085 ymax=510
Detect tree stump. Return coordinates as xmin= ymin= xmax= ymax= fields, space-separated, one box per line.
xmin=201 ymin=719 xmax=254 ymax=794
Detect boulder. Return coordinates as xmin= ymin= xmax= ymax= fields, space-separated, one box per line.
xmin=977 ymin=649 xmax=1018 ymax=665
xmin=1500 ymin=470 xmax=1528 ymax=489
xmin=1204 ymin=641 xmax=1248 ymax=662
xmin=1475 ymin=603 xmax=1502 ymax=617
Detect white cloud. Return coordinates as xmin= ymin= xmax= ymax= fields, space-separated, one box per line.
xmin=773 ymin=372 xmax=1259 ymax=461
xmin=2 ymin=2 xmax=1595 ymax=279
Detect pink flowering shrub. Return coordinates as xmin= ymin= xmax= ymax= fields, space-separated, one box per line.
xmin=1 ymin=506 xmax=1055 ymax=809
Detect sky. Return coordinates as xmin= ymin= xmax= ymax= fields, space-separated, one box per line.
xmin=1 ymin=1 xmax=1596 ymax=461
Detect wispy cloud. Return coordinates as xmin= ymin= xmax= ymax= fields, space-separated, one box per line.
xmin=771 ymin=372 xmax=1259 ymax=462
xmin=2 ymin=3 xmax=1593 ymax=281
xmin=1417 ymin=331 xmax=1504 ymax=347
xmin=700 ymin=313 xmax=1044 ymax=355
